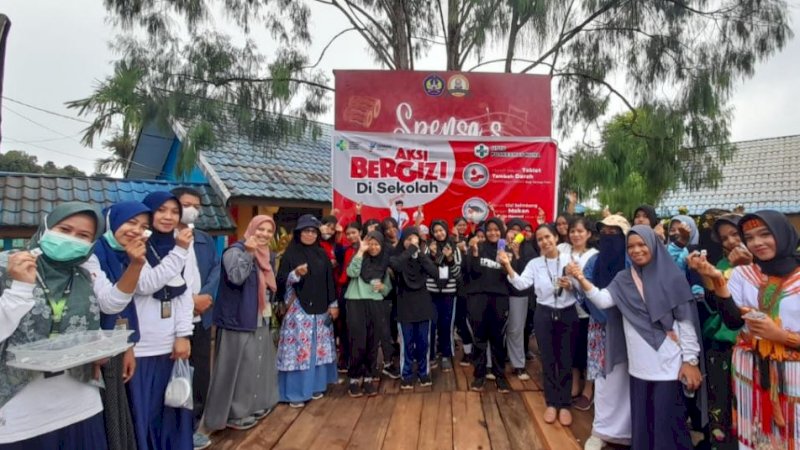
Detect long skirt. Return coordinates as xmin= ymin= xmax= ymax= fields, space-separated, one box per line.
xmin=203 ymin=323 xmax=279 ymax=431
xmin=0 ymin=412 xmax=107 ymax=450
xmin=732 ymin=346 xmax=800 ymax=450
xmin=629 ymin=376 xmax=692 ymax=450
xmin=127 ymin=354 xmax=193 ymax=450
xmin=100 ymin=353 xmax=138 ymax=450
xmin=591 ymin=362 xmax=631 ymax=445
xmin=278 ymin=322 xmax=338 ymax=403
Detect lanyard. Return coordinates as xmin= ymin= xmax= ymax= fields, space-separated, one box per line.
xmin=36 ymin=270 xmax=75 ymax=336
xmin=545 ymin=254 xmax=561 ymax=306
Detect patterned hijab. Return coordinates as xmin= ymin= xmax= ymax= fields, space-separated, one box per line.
xmin=244 ymin=215 xmax=278 ymax=315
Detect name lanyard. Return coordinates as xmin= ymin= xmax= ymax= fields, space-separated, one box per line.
xmin=545 ymin=254 xmax=561 ymax=307
xmin=36 ymin=270 xmax=75 ymax=337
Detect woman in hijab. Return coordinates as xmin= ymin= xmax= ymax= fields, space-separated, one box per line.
xmin=692 ymin=210 xmax=800 ymax=449
xmin=344 ymin=230 xmax=392 ymax=397
xmin=580 ymin=215 xmax=632 ymax=450
xmin=466 ymin=217 xmax=513 ymax=393
xmin=203 ymin=215 xmax=279 ymax=432
xmin=0 ymin=202 xmax=144 ymax=449
xmin=128 ymin=192 xmax=198 ymax=450
xmin=569 ymin=225 xmax=703 ymax=450
xmin=633 ymin=205 xmax=666 ymax=243
xmin=275 ymin=215 xmax=338 ymax=408
xmin=425 ymin=219 xmax=462 ymax=371
xmin=94 ymin=201 xmax=152 ymax=450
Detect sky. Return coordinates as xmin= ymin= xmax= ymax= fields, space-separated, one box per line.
xmin=1 ymin=0 xmax=798 ymax=175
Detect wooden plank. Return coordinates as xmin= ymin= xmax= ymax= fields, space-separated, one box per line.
xmin=382 ymin=393 xmax=424 ymax=450
xmin=309 ymin=396 xmax=368 ymax=449
xmin=506 ymin=373 xmax=525 ymax=392
xmin=417 ymin=392 xmax=454 ymax=450
xmin=496 ymin=393 xmax=545 ymax=450
xmin=481 ymin=392 xmax=512 ymax=450
xmin=434 ymin=366 xmax=457 ymax=392
xmin=273 ymin=396 xmax=336 ymax=450
xmin=451 ymin=392 xmax=491 ymax=450
xmin=380 ymin=377 xmax=400 ymax=395
xmin=347 ymin=395 xmax=397 ymax=450
xmin=520 ymin=391 xmax=581 ymax=450
xmin=232 ymin=404 xmax=303 ymax=449
xmin=453 ymin=361 xmax=469 ymax=391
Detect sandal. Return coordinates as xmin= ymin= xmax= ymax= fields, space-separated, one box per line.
xmin=543 ymin=407 xmax=557 ymax=424
xmin=558 ymin=408 xmax=573 ymax=427
xmin=573 ymin=394 xmax=593 ymax=411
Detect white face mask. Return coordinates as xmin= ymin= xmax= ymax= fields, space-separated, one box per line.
xmin=321 ymin=232 xmax=333 ymax=241
xmin=181 ymin=206 xmax=200 ymax=225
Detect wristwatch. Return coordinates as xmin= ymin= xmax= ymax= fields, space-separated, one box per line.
xmin=685 ymin=356 xmax=699 ymax=366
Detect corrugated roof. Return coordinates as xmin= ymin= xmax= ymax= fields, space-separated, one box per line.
xmin=659 ymin=135 xmax=800 ymax=216
xmin=0 ymin=173 xmax=236 ymax=232
xmin=197 ymin=122 xmax=332 ymax=203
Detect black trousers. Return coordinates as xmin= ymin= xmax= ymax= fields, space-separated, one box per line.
xmin=534 ymin=304 xmax=578 ymax=408
xmin=347 ymin=299 xmax=385 ymax=379
xmin=380 ymin=298 xmax=397 ymax=365
xmin=429 ymin=292 xmax=456 ymax=359
xmin=455 ymin=294 xmax=474 ymax=347
xmin=335 ymin=295 xmax=350 ymax=369
xmin=630 ymin=377 xmax=692 ymax=450
xmin=467 ymin=294 xmax=508 ymax=378
xmin=189 ymin=322 xmax=212 ymax=429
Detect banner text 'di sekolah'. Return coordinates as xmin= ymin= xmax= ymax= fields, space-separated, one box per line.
xmin=332 ymin=70 xmax=555 ymax=226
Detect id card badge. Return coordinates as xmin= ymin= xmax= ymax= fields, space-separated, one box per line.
xmin=114 ymin=318 xmax=129 ymax=330
xmin=438 ymin=266 xmax=449 ymax=280
xmin=161 ymin=301 xmax=172 ymax=319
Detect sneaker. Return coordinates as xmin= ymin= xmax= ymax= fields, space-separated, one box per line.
xmin=252 ymin=407 xmax=273 ymax=420
xmin=400 ymin=378 xmax=415 ymax=390
xmin=486 ymin=373 xmax=496 ymax=381
xmin=495 ymin=376 xmax=511 ymax=393
xmin=470 ymin=377 xmax=486 ymax=392
xmin=193 ymin=432 xmax=211 ymax=450
xmin=311 ymin=391 xmax=325 ymax=400
xmin=513 ymin=368 xmax=530 ymax=381
xmin=227 ymin=416 xmax=258 ymax=430
xmin=363 ymin=380 xmax=378 ymax=396
xmin=382 ymin=363 xmax=401 ymax=379
xmin=584 ymin=436 xmax=604 ymax=450
xmin=429 ymin=358 xmax=439 ymax=369
xmin=441 ymin=357 xmax=453 ymax=372
xmin=289 ymin=402 xmax=305 ymax=409
xmin=419 ymin=375 xmax=433 ymax=387
xmin=348 ymin=381 xmax=363 ymax=398
xmin=459 ymin=353 xmax=472 ymax=367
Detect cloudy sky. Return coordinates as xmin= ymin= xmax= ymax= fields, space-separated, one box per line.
xmin=1 ymin=0 xmax=798 ymax=175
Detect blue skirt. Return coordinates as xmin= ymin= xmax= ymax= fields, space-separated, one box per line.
xmin=278 ymin=323 xmax=338 ymax=403
xmin=127 ymin=354 xmax=193 ymax=450
xmin=0 ymin=412 xmax=107 ymax=450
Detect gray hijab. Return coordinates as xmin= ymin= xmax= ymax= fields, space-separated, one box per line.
xmin=607 ymin=225 xmax=695 ymax=350
xmin=670 ymin=215 xmax=699 ymax=246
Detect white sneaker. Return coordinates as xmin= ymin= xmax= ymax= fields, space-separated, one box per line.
xmin=584 ymin=436 xmax=604 ymax=450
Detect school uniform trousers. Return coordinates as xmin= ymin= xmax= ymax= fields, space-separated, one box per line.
xmin=534 ymin=304 xmax=579 ymax=408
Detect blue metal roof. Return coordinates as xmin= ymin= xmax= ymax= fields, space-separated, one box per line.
xmin=0 ymin=173 xmax=236 ymax=232
xmin=658 ymin=135 xmax=800 ymax=216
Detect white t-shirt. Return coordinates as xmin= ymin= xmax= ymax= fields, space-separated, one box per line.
xmin=509 ymin=252 xmax=579 ymax=309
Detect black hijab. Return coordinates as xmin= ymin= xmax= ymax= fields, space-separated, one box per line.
xmin=277 ymin=214 xmax=335 ymax=314
xmin=360 ymin=231 xmax=389 ymax=283
xmin=594 ymin=231 xmax=627 ymax=289
xmin=477 ymin=218 xmax=506 ymax=261
xmin=634 ymin=205 xmax=658 ymax=228
xmin=738 ymin=210 xmax=800 ymax=277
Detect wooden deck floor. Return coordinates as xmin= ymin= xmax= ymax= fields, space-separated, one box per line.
xmin=208 ymin=350 xmax=593 ymax=450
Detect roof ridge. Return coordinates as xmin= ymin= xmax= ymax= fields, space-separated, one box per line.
xmin=0 ymin=171 xmax=210 ymax=185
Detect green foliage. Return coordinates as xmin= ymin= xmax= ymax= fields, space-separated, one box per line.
xmin=0 ymin=150 xmax=88 ymax=177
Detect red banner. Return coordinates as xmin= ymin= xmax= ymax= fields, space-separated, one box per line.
xmin=333 ymin=70 xmax=555 ymax=226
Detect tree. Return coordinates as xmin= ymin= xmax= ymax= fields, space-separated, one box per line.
xmin=86 ymin=0 xmax=791 ymax=183
xmin=0 ymin=150 xmax=88 ymax=176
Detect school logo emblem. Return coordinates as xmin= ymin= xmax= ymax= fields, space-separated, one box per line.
xmin=447 ymin=74 xmax=470 ymax=97
xmin=463 ymin=163 xmax=489 ymax=189
xmin=474 ymin=143 xmax=490 ymax=159
xmin=423 ymin=75 xmax=445 ymax=96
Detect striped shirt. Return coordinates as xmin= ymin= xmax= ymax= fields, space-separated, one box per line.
xmin=425 ymin=245 xmax=462 ymax=294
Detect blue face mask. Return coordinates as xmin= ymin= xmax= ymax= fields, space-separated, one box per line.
xmin=38 ymin=228 xmax=94 ymax=261
xmin=103 ymin=229 xmax=125 ymax=251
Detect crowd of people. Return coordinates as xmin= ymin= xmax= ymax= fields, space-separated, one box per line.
xmin=0 ymin=191 xmax=799 ymax=450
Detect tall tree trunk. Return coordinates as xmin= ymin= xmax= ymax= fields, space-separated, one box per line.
xmin=446 ymin=0 xmax=461 ymax=70
xmin=0 ymin=15 xmax=11 ymax=144
xmin=391 ymin=0 xmax=411 ymax=70
xmin=504 ymin=7 xmax=520 ymax=73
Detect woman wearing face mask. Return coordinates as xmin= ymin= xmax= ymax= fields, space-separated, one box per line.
xmin=275 ymin=215 xmax=338 ymax=408
xmin=691 ymin=211 xmax=800 ymax=449
xmin=425 ymin=220 xmax=462 ymax=372
xmin=344 ymin=231 xmax=392 ymax=397
xmin=501 ymin=223 xmax=580 ymax=426
xmin=203 ymin=215 xmax=279 ymax=432
xmin=128 ymin=192 xmax=199 ymax=450
xmin=93 ymin=201 xmax=152 ymax=450
xmin=0 ymin=202 xmax=145 ymax=449
xmin=569 ymin=225 xmax=704 ymax=450
xmin=466 ymin=218 xmax=513 ymax=393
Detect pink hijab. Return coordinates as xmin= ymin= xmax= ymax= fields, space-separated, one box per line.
xmin=244 ymin=215 xmax=277 ymax=314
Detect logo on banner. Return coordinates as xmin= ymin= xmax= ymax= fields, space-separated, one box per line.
xmin=463 ymin=163 xmax=489 ymax=189
xmin=463 ymin=197 xmax=489 ymax=223
xmin=474 ymin=143 xmax=490 ymax=159
xmin=423 ymin=75 xmax=445 ymax=97
xmin=447 ymin=75 xmax=470 ymax=97
xmin=335 ymin=139 xmax=350 ymax=152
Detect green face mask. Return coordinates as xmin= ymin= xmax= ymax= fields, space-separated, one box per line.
xmin=38 ymin=229 xmax=94 ymax=261
xmin=103 ymin=229 xmax=125 ymax=251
